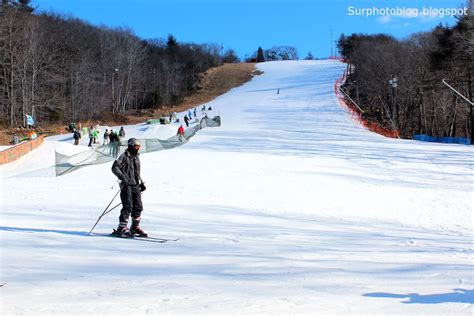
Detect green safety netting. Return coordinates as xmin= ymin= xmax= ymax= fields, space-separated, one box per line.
xmin=55 ymin=116 xmax=221 ymax=176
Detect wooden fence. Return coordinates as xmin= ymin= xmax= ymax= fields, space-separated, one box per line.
xmin=0 ymin=135 xmax=45 ymax=165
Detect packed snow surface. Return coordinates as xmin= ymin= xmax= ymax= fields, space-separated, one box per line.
xmin=1 ymin=60 xmax=473 ymax=315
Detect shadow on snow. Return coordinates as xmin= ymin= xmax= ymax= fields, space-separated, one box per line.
xmin=364 ymin=289 xmax=474 ymax=304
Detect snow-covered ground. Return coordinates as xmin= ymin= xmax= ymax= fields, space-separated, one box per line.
xmin=1 ymin=60 xmax=473 ymax=315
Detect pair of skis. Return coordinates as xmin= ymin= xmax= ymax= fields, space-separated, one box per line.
xmin=93 ymin=231 xmax=179 ymax=243
xmin=89 ymin=189 xmax=178 ymax=243
xmin=111 ymin=235 xmax=179 ymax=243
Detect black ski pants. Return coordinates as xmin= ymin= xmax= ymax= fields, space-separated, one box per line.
xmin=119 ymin=184 xmax=143 ymax=224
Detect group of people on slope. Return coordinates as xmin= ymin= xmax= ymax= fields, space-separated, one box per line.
xmin=103 ymin=127 xmax=125 ymax=145
xmin=182 ymin=105 xmax=212 ymax=127
xmin=72 ymin=126 xmax=125 ymax=147
xmin=177 ymin=104 xmax=213 ymax=141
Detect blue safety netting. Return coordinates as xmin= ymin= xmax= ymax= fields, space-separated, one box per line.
xmin=413 ymin=134 xmax=470 ymax=145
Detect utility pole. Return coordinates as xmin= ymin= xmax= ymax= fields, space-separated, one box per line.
xmin=330 ymin=28 xmax=333 ymax=58
xmin=111 ymin=68 xmax=118 ymax=115
xmin=354 ymin=80 xmax=360 ymax=104
xmin=389 ymin=75 xmax=398 ymax=128
xmin=442 ymin=79 xmax=474 ymax=144
xmin=152 ymin=67 xmax=156 ymax=106
xmin=190 ymin=45 xmax=195 ymax=78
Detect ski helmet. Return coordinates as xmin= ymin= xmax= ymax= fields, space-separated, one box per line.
xmin=127 ymin=138 xmax=140 ymax=147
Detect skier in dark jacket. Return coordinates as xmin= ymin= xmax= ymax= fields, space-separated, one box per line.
xmin=109 ymin=130 xmax=120 ymax=158
xmin=73 ymin=130 xmax=81 ymax=145
xmin=111 ymin=138 xmax=147 ymax=237
xmin=118 ymin=127 xmax=126 ymax=140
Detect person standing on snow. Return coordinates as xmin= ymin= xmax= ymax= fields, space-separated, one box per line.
xmin=103 ymin=129 xmax=110 ymax=145
xmin=10 ymin=133 xmax=20 ymax=145
xmin=184 ymin=114 xmax=189 ymax=127
xmin=73 ymin=130 xmax=81 ymax=145
xmin=88 ymin=126 xmax=94 ymax=147
xmin=109 ymin=130 xmax=120 ymax=157
xmin=118 ymin=126 xmax=126 ymax=140
xmin=177 ymin=125 xmax=185 ymax=142
xmin=92 ymin=128 xmax=100 ymax=144
xmin=111 ymin=138 xmax=147 ymax=238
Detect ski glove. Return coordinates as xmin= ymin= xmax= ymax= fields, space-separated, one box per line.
xmin=139 ymin=182 xmax=146 ymax=192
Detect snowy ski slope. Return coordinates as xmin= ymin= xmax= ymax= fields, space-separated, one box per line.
xmin=1 ymin=60 xmax=473 ymax=315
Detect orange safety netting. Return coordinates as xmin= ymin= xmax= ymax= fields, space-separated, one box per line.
xmin=334 ymin=65 xmax=399 ymax=139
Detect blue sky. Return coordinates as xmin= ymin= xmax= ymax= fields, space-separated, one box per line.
xmin=31 ymin=0 xmax=466 ymax=59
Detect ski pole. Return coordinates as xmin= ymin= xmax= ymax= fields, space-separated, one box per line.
xmin=89 ymin=202 xmax=122 ymax=234
xmin=88 ymin=189 xmax=120 ymax=235
xmin=102 ymin=202 xmax=122 ymax=217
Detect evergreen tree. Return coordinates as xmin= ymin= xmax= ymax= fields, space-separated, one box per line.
xmin=17 ymin=0 xmax=33 ymax=11
xmin=256 ymin=46 xmax=265 ymax=62
xmin=166 ymin=34 xmax=179 ymax=59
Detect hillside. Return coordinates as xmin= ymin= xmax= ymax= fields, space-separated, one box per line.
xmin=1 ymin=60 xmax=473 ymax=315
xmin=0 ymin=63 xmax=257 ymax=146
xmin=165 ymin=62 xmax=259 ymax=114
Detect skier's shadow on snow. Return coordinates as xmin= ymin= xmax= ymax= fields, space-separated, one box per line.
xmin=0 ymin=226 xmax=88 ymax=237
xmin=364 ymin=289 xmax=473 ymax=304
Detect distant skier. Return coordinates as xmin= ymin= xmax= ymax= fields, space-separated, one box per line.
xmin=103 ymin=129 xmax=110 ymax=145
xmin=88 ymin=126 xmax=94 ymax=147
xmin=193 ymin=108 xmax=197 ymax=118
xmin=111 ymin=138 xmax=147 ymax=238
xmin=68 ymin=122 xmax=77 ymax=132
xmin=119 ymin=127 xmax=126 ymax=140
xmin=109 ymin=130 xmax=120 ymax=158
xmin=184 ymin=115 xmax=189 ymax=127
xmin=92 ymin=129 xmax=100 ymax=144
xmin=188 ymin=110 xmax=193 ymax=119
xmin=177 ymin=125 xmax=185 ymax=142
xmin=73 ymin=130 xmax=81 ymax=145
xmin=10 ymin=133 xmax=20 ymax=145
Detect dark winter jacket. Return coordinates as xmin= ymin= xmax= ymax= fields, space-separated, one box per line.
xmin=119 ymin=128 xmax=125 ymax=137
xmin=73 ymin=131 xmax=81 ymax=140
xmin=112 ymin=150 xmax=142 ymax=186
xmin=109 ymin=132 xmax=119 ymax=143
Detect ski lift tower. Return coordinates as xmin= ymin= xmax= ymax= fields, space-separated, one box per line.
xmin=388 ymin=75 xmax=398 ymax=127
xmin=442 ymin=79 xmax=474 ymax=145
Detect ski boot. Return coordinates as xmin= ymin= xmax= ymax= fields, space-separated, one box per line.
xmin=130 ymin=217 xmax=148 ymax=237
xmin=113 ymin=223 xmax=133 ymax=238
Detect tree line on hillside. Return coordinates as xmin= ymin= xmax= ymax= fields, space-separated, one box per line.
xmin=251 ymin=46 xmax=300 ymax=62
xmin=338 ymin=8 xmax=473 ymax=143
xmin=251 ymin=46 xmax=318 ymax=63
xmin=0 ymin=1 xmax=240 ymax=127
